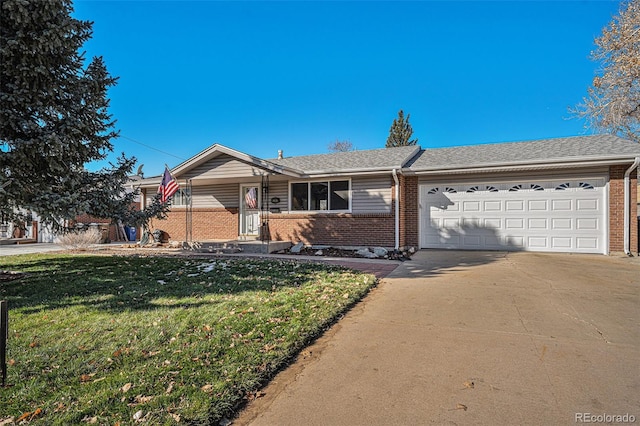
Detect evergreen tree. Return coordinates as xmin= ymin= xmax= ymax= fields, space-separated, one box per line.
xmin=574 ymin=0 xmax=640 ymax=142
xmin=0 ymin=0 xmax=167 ymax=230
xmin=385 ymin=110 xmax=418 ymax=147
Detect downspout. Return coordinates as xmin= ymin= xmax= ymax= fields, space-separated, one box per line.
xmin=392 ymin=169 xmax=400 ymax=251
xmin=624 ymin=157 xmax=640 ymax=256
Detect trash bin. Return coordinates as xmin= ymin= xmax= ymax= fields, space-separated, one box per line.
xmin=125 ymin=226 xmax=137 ymax=242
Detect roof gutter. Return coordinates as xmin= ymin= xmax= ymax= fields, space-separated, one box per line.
xmin=624 ymin=157 xmax=640 ymax=256
xmin=392 ymin=169 xmax=400 ymax=250
xmin=405 ymin=157 xmax=640 ymax=175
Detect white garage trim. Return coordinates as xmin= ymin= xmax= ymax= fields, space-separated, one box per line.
xmin=419 ymin=176 xmax=608 ymax=254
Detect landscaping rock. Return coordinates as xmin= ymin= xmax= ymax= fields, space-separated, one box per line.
xmin=315 ymin=250 xmax=324 ymax=256
xmin=373 ymin=247 xmax=388 ymax=257
xmin=355 ymin=248 xmax=377 ymax=258
xmin=290 ymin=242 xmax=304 ymax=253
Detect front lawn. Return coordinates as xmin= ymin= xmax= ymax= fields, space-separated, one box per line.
xmin=0 ymin=254 xmax=375 ymax=425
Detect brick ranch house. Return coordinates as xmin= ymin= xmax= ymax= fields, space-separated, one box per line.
xmin=135 ymin=135 xmax=640 ymax=255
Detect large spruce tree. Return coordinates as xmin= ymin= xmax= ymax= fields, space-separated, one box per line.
xmin=385 ymin=109 xmax=418 ymax=147
xmin=0 ymin=0 xmax=165 ymax=229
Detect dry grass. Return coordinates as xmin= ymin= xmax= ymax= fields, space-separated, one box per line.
xmin=57 ymin=228 xmax=102 ymax=250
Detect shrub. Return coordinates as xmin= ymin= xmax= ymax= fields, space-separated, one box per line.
xmin=57 ymin=227 xmax=102 ymax=250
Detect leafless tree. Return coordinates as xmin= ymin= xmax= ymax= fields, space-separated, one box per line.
xmin=575 ymin=0 xmax=640 ymax=142
xmin=328 ymin=139 xmax=354 ymax=152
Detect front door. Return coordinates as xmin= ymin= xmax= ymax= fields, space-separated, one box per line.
xmin=240 ymin=185 xmax=260 ymax=237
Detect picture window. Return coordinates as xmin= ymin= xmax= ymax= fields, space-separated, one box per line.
xmin=291 ymin=180 xmax=350 ymax=211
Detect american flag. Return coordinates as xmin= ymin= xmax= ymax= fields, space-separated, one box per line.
xmin=245 ymin=187 xmax=258 ymax=209
xmin=158 ymin=167 xmax=179 ymax=203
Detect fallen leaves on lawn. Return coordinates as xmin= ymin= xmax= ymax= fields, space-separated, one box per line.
xmin=201 ymin=384 xmax=213 ymax=393
xmin=80 ymin=374 xmax=94 ymax=383
xmin=245 ymin=390 xmax=265 ymax=401
xmin=121 ymin=382 xmax=133 ymax=393
xmin=127 ymin=395 xmax=154 ymax=406
xmin=16 ymin=408 xmax=43 ymax=422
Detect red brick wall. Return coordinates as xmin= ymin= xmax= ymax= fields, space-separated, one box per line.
xmin=74 ymin=214 xmax=120 ymax=242
xmin=398 ymin=175 xmax=405 ymax=248
xmin=609 ymin=165 xmax=638 ymax=254
xmin=154 ymin=208 xmax=239 ymax=241
xmin=268 ymin=213 xmax=395 ymax=247
xmin=402 ymin=175 xmax=419 ymax=249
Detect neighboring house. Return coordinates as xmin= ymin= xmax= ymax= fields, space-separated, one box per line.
xmin=135 ymin=135 xmax=640 ymax=255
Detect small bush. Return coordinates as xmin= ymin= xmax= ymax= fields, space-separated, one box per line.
xmin=57 ymin=228 xmax=102 ymax=250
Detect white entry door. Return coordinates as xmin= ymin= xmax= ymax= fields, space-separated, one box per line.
xmin=240 ymin=185 xmax=260 ymax=237
xmin=420 ymin=177 xmax=607 ymax=254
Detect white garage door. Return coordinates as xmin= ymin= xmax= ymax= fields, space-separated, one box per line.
xmin=420 ymin=177 xmax=607 ymax=254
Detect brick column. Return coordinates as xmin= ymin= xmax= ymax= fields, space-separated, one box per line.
xmin=400 ymin=175 xmax=419 ymax=249
xmin=609 ymin=165 xmax=638 ymax=254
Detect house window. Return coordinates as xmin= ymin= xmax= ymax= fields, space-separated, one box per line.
xmin=291 ymin=183 xmax=308 ymax=210
xmin=171 ymin=189 xmax=191 ymax=206
xmin=330 ymin=180 xmax=349 ymax=210
xmin=291 ymin=180 xmax=350 ymax=211
xmin=311 ymin=182 xmax=329 ymax=210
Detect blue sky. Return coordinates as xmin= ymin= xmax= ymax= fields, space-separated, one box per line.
xmin=73 ymin=0 xmax=621 ymax=175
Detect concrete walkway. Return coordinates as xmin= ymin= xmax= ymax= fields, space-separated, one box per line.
xmin=0 ymin=243 xmax=64 ymax=256
xmin=235 ymin=250 xmax=640 ymax=425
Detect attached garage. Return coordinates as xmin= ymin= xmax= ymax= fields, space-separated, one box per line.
xmin=419 ymin=176 xmax=608 ymax=254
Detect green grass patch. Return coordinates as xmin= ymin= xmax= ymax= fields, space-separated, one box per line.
xmin=0 ymin=254 xmax=376 ymax=425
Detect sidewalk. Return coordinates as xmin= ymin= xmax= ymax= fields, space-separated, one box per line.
xmin=0 ymin=243 xmax=64 ymax=256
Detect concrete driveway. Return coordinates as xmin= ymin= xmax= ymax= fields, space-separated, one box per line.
xmin=235 ymin=250 xmax=640 ymax=425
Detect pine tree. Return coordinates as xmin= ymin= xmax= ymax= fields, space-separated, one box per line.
xmin=385 ymin=110 xmax=418 ymax=147
xmin=0 ymin=0 xmax=166 ymax=230
xmin=574 ymin=0 xmax=640 ymax=142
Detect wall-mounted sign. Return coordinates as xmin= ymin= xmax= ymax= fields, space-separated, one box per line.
xmin=270 ymin=197 xmax=281 ymax=204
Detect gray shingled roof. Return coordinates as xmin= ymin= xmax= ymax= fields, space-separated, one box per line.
xmin=269 ymin=145 xmax=419 ymax=173
xmin=406 ymin=135 xmax=640 ymax=171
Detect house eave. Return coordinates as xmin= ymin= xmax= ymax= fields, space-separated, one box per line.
xmin=300 ymin=167 xmax=407 ymax=178
xmin=404 ymin=156 xmax=640 ymax=176
xmin=171 ymin=144 xmax=304 ymax=178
